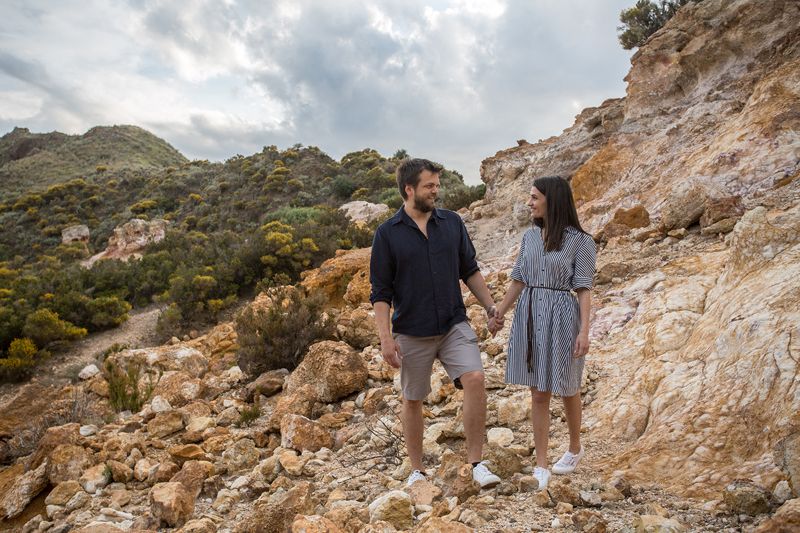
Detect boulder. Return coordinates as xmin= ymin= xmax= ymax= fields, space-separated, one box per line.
xmin=285 ymin=341 xmax=368 ymax=403
xmin=62 ymin=224 xmax=90 ymax=244
xmin=177 ymin=518 xmax=218 ymax=533
xmin=79 ymin=463 xmax=111 ymax=494
xmin=221 ymin=438 xmax=259 ymax=472
xmin=246 ymin=369 xmax=288 ymax=399
xmin=572 ymin=509 xmax=608 ymax=532
xmin=268 ymin=384 xmax=317 ymax=430
xmin=168 ymin=444 xmax=207 ymax=464
xmin=496 ymin=393 xmax=530 ymax=425
xmin=754 ymin=498 xmax=800 ymax=533
xmin=659 ymin=180 xmax=714 ymax=231
xmin=153 ymin=371 xmax=202 ymax=407
xmin=235 ymin=481 xmax=315 ymax=533
xmin=482 ymin=444 xmax=523 ymax=478
xmin=487 ymin=427 xmax=514 ymax=447
xmin=47 ymin=444 xmax=93 ymax=484
xmin=106 ymin=460 xmax=133 ymax=483
xmin=445 ymin=463 xmax=480 ymax=503
xmin=336 ymin=304 xmax=380 ymax=349
xmin=632 ymin=515 xmax=686 ymax=532
xmin=723 ymin=479 xmax=772 ymax=515
xmin=170 ymin=460 xmax=215 ymax=499
xmin=549 ymin=478 xmax=581 ymax=506
xmin=291 ymin=514 xmax=344 ymax=532
xmin=700 ymin=195 xmax=744 ymax=228
xmin=78 ymin=364 xmax=100 ymax=380
xmin=281 ymin=414 xmax=335 ymax=452
xmin=147 ymin=410 xmax=185 ymax=438
xmin=0 ymin=461 xmax=48 ymax=519
xmin=150 ymin=482 xmax=194 ymax=528
xmin=300 ymin=247 xmax=370 ymax=305
xmin=45 ymin=480 xmax=83 ymax=506
xmin=368 ymin=490 xmax=414 ymax=530
xmin=338 ymin=201 xmax=391 ymax=224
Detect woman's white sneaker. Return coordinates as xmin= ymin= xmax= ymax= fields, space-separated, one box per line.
xmin=406 ymin=470 xmax=427 ymax=486
xmin=552 ymin=446 xmax=584 ymax=475
xmin=533 ymin=466 xmax=551 ymax=490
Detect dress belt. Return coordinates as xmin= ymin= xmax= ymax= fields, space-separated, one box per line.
xmin=525 ymin=286 xmax=571 ymax=372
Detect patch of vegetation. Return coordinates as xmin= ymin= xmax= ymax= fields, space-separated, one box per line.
xmin=104 ymin=359 xmax=156 ymax=413
xmin=618 ymin=0 xmax=698 ymax=50
xmin=235 ymin=286 xmax=334 ymax=376
xmin=0 ymin=128 xmax=485 ymax=382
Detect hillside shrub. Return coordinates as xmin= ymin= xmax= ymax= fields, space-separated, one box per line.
xmin=104 ymin=359 xmax=156 ymax=412
xmin=22 ymin=308 xmax=87 ymax=348
xmin=235 ymin=286 xmax=333 ymax=375
xmin=86 ymin=296 xmax=131 ymax=329
xmin=0 ymin=337 xmax=43 ymax=382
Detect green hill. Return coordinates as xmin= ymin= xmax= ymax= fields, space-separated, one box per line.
xmin=0 ymin=125 xmax=187 ymax=202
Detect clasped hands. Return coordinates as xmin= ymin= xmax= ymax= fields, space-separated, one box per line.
xmin=486 ymin=306 xmax=505 ymax=337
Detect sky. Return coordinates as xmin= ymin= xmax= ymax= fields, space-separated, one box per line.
xmin=0 ymin=0 xmax=634 ymax=184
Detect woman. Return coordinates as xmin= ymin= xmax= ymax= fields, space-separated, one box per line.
xmin=489 ymin=176 xmax=596 ymax=490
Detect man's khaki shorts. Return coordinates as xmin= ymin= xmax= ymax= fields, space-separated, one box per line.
xmin=394 ymin=321 xmax=484 ymax=401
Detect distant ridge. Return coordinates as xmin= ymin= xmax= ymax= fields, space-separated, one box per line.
xmin=0 ymin=125 xmax=187 ymax=200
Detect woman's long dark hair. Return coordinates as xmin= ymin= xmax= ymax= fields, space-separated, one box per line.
xmin=532 ymin=176 xmax=588 ymax=252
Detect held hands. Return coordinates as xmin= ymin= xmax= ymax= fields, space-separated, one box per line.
xmin=380 ymin=337 xmax=403 ymax=368
xmin=573 ymin=330 xmax=589 ymax=358
xmin=486 ymin=305 xmax=505 ymax=337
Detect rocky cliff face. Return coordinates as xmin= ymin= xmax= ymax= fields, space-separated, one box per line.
xmin=1 ymin=1 xmax=799 ymax=531
xmin=471 ymin=0 xmax=800 ymax=501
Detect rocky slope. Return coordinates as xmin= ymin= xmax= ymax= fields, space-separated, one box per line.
xmin=1 ymin=0 xmax=800 ymax=532
xmin=470 ymin=0 xmax=800 ymax=501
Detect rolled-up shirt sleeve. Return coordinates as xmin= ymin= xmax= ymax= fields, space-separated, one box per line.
xmin=571 ymin=232 xmax=596 ymax=290
xmin=369 ymin=226 xmax=394 ymax=305
xmin=458 ymin=220 xmax=480 ymax=282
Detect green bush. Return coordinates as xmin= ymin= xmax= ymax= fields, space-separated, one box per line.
xmin=0 ymin=337 xmax=43 ymax=382
xmin=104 ymin=359 xmax=156 ymax=412
xmin=22 ymin=308 xmax=87 ymax=348
xmin=235 ymin=286 xmax=334 ymax=375
xmin=87 ymin=296 xmax=131 ymax=329
xmin=156 ymin=303 xmax=183 ymax=340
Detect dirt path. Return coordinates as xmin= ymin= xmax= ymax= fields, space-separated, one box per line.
xmin=0 ymin=304 xmax=163 ymax=402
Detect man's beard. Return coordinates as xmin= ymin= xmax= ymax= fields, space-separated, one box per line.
xmin=414 ymin=195 xmax=436 ymax=213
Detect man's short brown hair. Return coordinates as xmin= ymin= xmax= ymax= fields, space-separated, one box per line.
xmin=396 ymin=158 xmax=443 ymax=200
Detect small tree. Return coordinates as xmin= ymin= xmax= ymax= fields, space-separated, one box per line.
xmin=618 ymin=0 xmax=694 ymax=50
xmin=235 ymin=286 xmax=333 ymax=375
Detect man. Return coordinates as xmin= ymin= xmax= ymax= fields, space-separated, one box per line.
xmin=370 ymin=158 xmax=501 ymax=488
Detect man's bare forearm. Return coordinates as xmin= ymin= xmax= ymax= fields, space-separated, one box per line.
xmin=373 ymin=301 xmax=393 ymax=341
xmin=465 ymin=271 xmax=496 ymax=313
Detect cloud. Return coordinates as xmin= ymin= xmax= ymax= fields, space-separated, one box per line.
xmin=0 ymin=0 xmax=633 ymax=182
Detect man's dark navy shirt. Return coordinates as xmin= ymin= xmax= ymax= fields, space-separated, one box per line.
xmin=369 ymin=207 xmax=480 ymax=337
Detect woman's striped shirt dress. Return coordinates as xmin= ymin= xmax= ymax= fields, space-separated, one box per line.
xmin=504 ymin=226 xmax=597 ymax=396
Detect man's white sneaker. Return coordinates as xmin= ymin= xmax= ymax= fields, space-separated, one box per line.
xmin=552 ymin=446 xmax=584 ymax=475
xmin=533 ymin=466 xmax=551 ymax=491
xmin=472 ymin=461 xmax=501 ymax=489
xmin=406 ymin=469 xmax=427 ymax=486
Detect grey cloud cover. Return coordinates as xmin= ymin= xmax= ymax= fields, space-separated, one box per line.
xmin=0 ymin=0 xmax=633 ymax=182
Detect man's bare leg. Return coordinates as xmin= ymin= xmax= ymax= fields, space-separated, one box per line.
xmin=402 ymin=398 xmax=425 ymax=470
xmin=460 ymin=370 xmax=487 ymax=463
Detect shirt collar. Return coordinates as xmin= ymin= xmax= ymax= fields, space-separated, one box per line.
xmin=391 ymin=207 xmax=445 ymax=225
